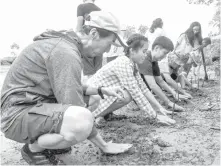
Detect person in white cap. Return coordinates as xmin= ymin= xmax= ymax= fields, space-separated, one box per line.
xmin=1 ymin=11 xmax=132 ymax=165
xmin=103 ymin=25 xmax=127 ymax=64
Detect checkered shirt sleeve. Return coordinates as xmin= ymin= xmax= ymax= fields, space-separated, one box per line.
xmin=114 ymin=57 xmax=156 ymax=119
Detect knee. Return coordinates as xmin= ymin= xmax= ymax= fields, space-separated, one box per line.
xmin=88 ymin=95 xmax=100 ymax=111
xmin=60 ymin=106 xmax=94 ymax=142
xmin=116 ymin=90 xmax=132 ymax=105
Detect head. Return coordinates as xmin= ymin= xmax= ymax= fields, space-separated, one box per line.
xmin=151 ymin=36 xmax=174 ymax=61
xmin=149 ymin=18 xmax=163 ymax=33
xmin=79 ymin=11 xmax=127 ymax=57
xmin=83 ymin=0 xmax=95 ymax=3
xmin=184 ymin=21 xmax=202 ymax=47
xmin=202 ymin=37 xmax=211 ymax=47
xmin=125 ymin=34 xmax=149 ymax=64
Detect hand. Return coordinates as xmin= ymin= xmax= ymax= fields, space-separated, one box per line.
xmin=179 ymin=94 xmax=190 ymax=100
xmin=168 ymin=102 xmax=184 ymax=112
xmin=101 ymin=140 xmax=133 ymax=154
xmin=172 ymin=93 xmax=181 ymax=101
xmin=183 ymin=92 xmax=193 ymax=99
xmin=158 ymin=107 xmax=173 ymax=116
xmin=102 ymin=86 xmax=125 ymax=100
xmin=156 ymin=114 xmax=176 ymax=125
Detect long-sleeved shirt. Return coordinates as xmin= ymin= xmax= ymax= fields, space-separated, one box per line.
xmin=1 ymin=30 xmax=85 ymax=132
xmin=88 ymin=56 xmax=156 ymax=118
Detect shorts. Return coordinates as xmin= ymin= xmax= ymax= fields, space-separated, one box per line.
xmin=4 ymin=103 xmax=70 ymax=144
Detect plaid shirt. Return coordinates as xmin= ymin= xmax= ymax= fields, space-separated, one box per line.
xmin=88 ymin=56 xmax=156 ymax=119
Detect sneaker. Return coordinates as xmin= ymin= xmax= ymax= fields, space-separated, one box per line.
xmin=104 ymin=112 xmax=127 ymax=121
xmin=21 ymin=144 xmax=65 ymax=165
xmin=47 ymin=147 xmax=72 ymax=155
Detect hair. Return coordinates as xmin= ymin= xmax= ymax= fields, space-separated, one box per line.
xmin=124 ymin=33 xmax=148 ymax=56
xmin=81 ymin=25 xmax=114 ymax=38
xmin=152 ymin=36 xmax=174 ymax=51
xmin=149 ymin=18 xmax=163 ymax=33
xmin=183 ymin=21 xmax=203 ymax=47
xmin=83 ymin=0 xmax=95 ymax=3
xmin=203 ymin=37 xmax=211 ymax=45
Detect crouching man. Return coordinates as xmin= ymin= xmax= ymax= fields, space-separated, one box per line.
xmin=1 ymin=11 xmax=132 ymax=165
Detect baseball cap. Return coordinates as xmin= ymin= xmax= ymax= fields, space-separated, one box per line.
xmin=85 ymin=11 xmax=128 ymax=47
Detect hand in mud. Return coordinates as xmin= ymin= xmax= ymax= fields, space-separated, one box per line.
xmin=102 ymin=86 xmax=124 ymax=100
xmin=158 ymin=107 xmax=173 ymax=116
xmin=191 ymin=83 xmax=198 ymax=89
xmin=101 ymin=140 xmax=133 ymax=154
xmin=183 ymin=92 xmax=193 ymax=99
xmin=156 ymin=115 xmax=176 ymax=125
xmin=168 ymin=102 xmax=184 ymax=112
xmin=173 ymin=93 xmax=181 ymax=101
xmin=178 ymin=94 xmax=191 ymax=100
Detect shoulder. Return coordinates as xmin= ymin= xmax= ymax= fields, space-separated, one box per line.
xmin=77 ymin=3 xmax=84 ymax=9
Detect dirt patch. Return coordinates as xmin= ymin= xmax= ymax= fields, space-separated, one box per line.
xmin=1 ymin=75 xmax=220 ymax=165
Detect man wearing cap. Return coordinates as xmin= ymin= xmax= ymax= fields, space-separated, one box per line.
xmin=1 ymin=11 xmax=132 ymax=165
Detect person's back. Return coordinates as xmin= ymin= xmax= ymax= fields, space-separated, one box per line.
xmin=1 ymin=30 xmax=84 ymax=132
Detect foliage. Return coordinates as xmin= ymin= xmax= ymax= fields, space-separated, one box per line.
xmin=124 ymin=25 xmax=136 ymax=39
xmin=138 ymin=25 xmax=148 ymax=35
xmin=210 ymin=37 xmax=220 ymax=58
xmin=10 ymin=43 xmax=19 ymax=50
xmin=186 ymin=0 xmax=220 ymax=34
xmin=10 ymin=42 xmax=20 ymax=57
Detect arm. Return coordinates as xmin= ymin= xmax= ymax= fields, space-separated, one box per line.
xmin=46 ymin=48 xmax=85 ymax=106
xmin=163 ymin=73 xmax=185 ymax=94
xmin=144 ymin=75 xmax=171 ymax=105
xmin=136 ymin=73 xmax=168 ymax=111
xmin=115 ymin=60 xmax=156 ymax=119
xmin=154 ymin=75 xmax=176 ymax=98
xmin=82 ymin=84 xmax=124 ymax=99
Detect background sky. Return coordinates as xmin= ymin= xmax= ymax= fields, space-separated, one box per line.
xmin=0 ymin=0 xmax=216 ymax=58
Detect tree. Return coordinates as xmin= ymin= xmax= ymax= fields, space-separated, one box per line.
xmin=187 ymin=0 xmax=220 ymax=34
xmin=10 ymin=42 xmax=19 ymax=57
xmin=187 ymin=0 xmax=220 ymax=80
xmin=124 ymin=25 xmax=136 ymax=39
xmin=138 ymin=24 xmax=148 ymax=35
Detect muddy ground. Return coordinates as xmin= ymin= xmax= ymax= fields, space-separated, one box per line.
xmin=0 ymin=65 xmax=220 ymax=165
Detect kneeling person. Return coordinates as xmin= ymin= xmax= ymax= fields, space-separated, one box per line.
xmin=88 ymin=34 xmax=175 ymax=127
xmin=138 ymin=36 xmax=185 ymax=111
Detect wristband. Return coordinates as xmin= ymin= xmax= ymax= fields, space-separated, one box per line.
xmin=98 ymin=86 xmax=104 ymax=99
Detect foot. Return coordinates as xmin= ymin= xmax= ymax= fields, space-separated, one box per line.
xmin=104 ymin=112 xmax=127 ymax=121
xmin=21 ymin=144 xmax=65 ymax=165
xmin=101 ymin=140 xmax=133 ymax=154
xmin=47 ymin=147 xmax=72 ymax=155
xmin=168 ymin=102 xmax=185 ymax=112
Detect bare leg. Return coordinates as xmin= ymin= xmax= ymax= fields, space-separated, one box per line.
xmin=94 ymin=89 xmax=132 ymax=118
xmin=30 ymin=106 xmax=94 ymax=151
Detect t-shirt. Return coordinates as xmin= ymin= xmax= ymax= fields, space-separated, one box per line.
xmin=138 ymin=52 xmax=161 ymax=76
xmin=158 ymin=56 xmax=170 ymax=74
xmin=82 ymin=54 xmax=103 ymax=76
xmin=77 ymin=3 xmax=101 ymax=25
